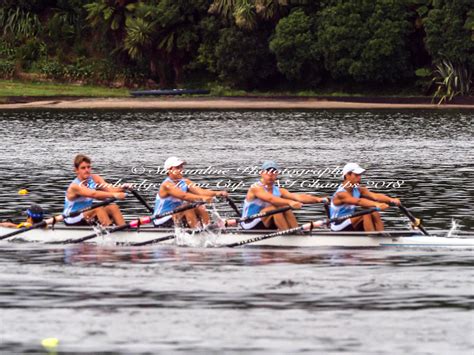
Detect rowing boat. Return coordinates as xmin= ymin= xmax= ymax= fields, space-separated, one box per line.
xmin=1 ymin=226 xmax=472 ymax=248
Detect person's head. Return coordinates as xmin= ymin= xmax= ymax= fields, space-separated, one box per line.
xmin=164 ymin=156 xmax=186 ymax=180
xmin=260 ymin=160 xmax=279 ymax=184
xmin=74 ymin=154 xmax=92 ymax=180
xmin=26 ymin=204 xmax=44 ymax=224
xmin=342 ymin=163 xmax=365 ymax=186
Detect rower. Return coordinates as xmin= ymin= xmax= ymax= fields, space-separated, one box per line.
xmin=63 ymin=154 xmax=127 ymax=226
xmin=241 ymin=161 xmax=328 ymax=230
xmin=330 ymin=163 xmax=400 ymax=232
xmin=0 ymin=204 xmax=45 ymax=229
xmin=153 ymin=157 xmax=228 ymax=228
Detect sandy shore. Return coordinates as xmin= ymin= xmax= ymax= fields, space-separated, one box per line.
xmin=1 ymin=97 xmax=473 ymax=110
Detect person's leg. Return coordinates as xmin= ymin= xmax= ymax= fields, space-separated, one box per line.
xmin=371 ymin=211 xmax=384 ymax=231
xmin=283 ymin=209 xmax=298 ymax=228
xmin=362 ymin=213 xmax=376 ymax=231
xmin=350 ymin=216 xmax=366 ymax=231
xmin=85 ymin=207 xmax=112 ymax=226
xmin=182 ymin=209 xmax=200 ymax=228
xmin=265 ymin=214 xmax=289 ymax=230
xmin=195 ymin=205 xmax=210 ymax=225
xmin=105 ymin=204 xmax=125 ymax=225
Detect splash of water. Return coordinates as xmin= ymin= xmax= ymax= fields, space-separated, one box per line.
xmin=174 ymin=203 xmax=223 ymax=247
xmin=446 ymin=219 xmax=461 ymax=238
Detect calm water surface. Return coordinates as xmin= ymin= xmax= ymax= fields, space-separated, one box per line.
xmin=0 ymin=109 xmax=473 ymax=353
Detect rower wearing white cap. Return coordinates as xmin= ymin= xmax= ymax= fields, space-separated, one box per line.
xmin=153 ymin=157 xmax=228 ymax=228
xmin=241 ymin=160 xmax=328 ymax=231
xmin=330 ymin=163 xmax=401 ymax=232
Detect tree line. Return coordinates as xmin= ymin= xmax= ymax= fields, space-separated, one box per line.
xmin=0 ymin=0 xmax=472 ymax=97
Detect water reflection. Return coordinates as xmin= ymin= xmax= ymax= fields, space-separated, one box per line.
xmin=1 ymin=244 xmax=473 ymax=268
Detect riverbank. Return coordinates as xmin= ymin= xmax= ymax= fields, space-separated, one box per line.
xmin=1 ymin=96 xmax=473 ymax=110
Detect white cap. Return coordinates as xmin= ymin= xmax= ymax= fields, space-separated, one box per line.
xmin=164 ymin=156 xmax=185 ymax=171
xmin=342 ymin=163 xmax=365 ymax=176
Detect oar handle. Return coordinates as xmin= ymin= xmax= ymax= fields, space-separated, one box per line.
xmin=0 ymin=198 xmax=117 ymax=241
xmin=398 ymin=204 xmax=429 ymax=236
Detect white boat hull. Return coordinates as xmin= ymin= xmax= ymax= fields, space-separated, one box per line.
xmin=1 ymin=226 xmax=473 ymax=248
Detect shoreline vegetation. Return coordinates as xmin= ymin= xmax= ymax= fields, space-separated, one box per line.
xmin=0 ymin=80 xmax=473 ymax=110
xmin=1 ymin=1 xmax=472 ymax=106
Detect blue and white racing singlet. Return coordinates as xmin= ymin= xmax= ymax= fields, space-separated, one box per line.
xmin=241 ymin=181 xmax=281 ymax=229
xmin=153 ymin=178 xmax=188 ymax=226
xmin=329 ymin=184 xmax=361 ymax=231
xmin=63 ymin=177 xmax=97 ymax=224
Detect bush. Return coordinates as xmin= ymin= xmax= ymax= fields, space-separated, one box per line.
xmin=317 ymin=0 xmax=412 ymax=83
xmin=0 ymin=40 xmax=16 ymax=59
xmin=0 ymin=59 xmax=15 ymax=78
xmin=269 ymin=9 xmax=322 ymax=85
xmin=198 ymin=26 xmax=278 ymax=89
xmin=37 ymin=60 xmax=65 ymax=80
xmin=63 ymin=58 xmax=93 ymax=81
xmin=432 ymin=60 xmax=472 ymax=104
xmin=424 ymin=0 xmax=473 ymax=69
xmin=15 ymin=39 xmax=46 ymax=69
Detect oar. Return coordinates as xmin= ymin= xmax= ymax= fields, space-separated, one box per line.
xmin=224 ymin=207 xmax=381 ymax=248
xmin=130 ymin=189 xmax=154 ymax=213
xmin=127 ymin=206 xmax=293 ymax=247
xmin=225 ymin=196 xmax=241 ymax=216
xmin=57 ymin=202 xmax=205 ymax=244
xmin=398 ymin=203 xmax=430 ymax=236
xmin=0 ymin=198 xmax=117 ymax=240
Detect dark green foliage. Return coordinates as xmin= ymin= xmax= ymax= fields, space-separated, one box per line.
xmin=0 ymin=0 xmax=471 ymax=92
xmin=424 ymin=0 xmax=474 ymax=68
xmin=37 ymin=60 xmax=65 ymax=80
xmin=200 ymin=26 xmax=278 ymax=89
xmin=269 ymin=9 xmax=322 ymax=85
xmin=0 ymin=59 xmax=15 ymax=79
xmin=317 ymin=0 xmax=413 ymax=83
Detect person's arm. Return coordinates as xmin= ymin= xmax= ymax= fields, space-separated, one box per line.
xmin=93 ymin=174 xmax=127 ymax=193
xmin=67 ymin=182 xmax=125 ymax=201
xmin=333 ymin=190 xmax=389 ymax=210
xmin=0 ymin=221 xmax=17 ymax=228
xmin=253 ymin=186 xmax=302 ymax=209
xmin=186 ymin=179 xmax=228 ymax=198
xmin=280 ymin=189 xmax=328 ymax=204
xmin=162 ymin=181 xmax=213 ymax=203
xmin=359 ymin=187 xmax=401 ymax=206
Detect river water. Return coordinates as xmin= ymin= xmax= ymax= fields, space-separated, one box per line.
xmin=0 ymin=109 xmax=473 ymax=353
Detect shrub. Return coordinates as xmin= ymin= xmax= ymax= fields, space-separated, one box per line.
xmin=269 ymin=9 xmax=322 ymax=85
xmin=0 ymin=59 xmax=15 ymax=78
xmin=316 ymin=0 xmax=412 ymax=83
xmin=432 ymin=60 xmax=472 ymax=104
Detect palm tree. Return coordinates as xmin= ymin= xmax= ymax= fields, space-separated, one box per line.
xmin=84 ymin=0 xmax=137 ymax=47
xmin=209 ymin=0 xmax=288 ymax=30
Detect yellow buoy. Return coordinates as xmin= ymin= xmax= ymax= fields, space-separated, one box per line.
xmin=18 ymin=189 xmax=29 ymax=195
xmin=41 ymin=338 xmax=59 ymax=348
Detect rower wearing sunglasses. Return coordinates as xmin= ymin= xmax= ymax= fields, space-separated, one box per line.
xmin=241 ymin=161 xmax=328 ymax=231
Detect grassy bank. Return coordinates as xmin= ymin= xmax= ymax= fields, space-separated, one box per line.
xmin=0 ymin=79 xmax=435 ymax=99
xmin=0 ymin=80 xmax=129 ymax=97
